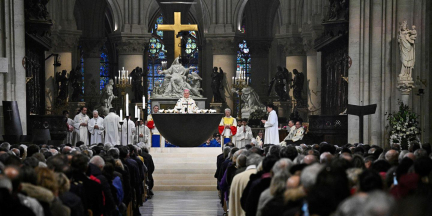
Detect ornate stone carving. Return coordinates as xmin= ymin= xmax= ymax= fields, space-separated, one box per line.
xmin=278 ymin=37 xmax=305 ymax=56
xmin=80 ymin=38 xmax=106 ymax=58
xmin=207 ymin=38 xmax=236 ymax=55
xmin=397 ymin=21 xmax=416 ymax=83
xmin=303 ymin=37 xmax=314 ymax=53
xmin=115 ymin=39 xmax=148 ymax=54
xmin=51 ymin=31 xmax=81 ymax=52
xmin=325 ymin=0 xmax=349 ymax=22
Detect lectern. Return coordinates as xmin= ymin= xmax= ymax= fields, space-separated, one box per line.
xmin=347 ymin=104 xmax=377 ymax=143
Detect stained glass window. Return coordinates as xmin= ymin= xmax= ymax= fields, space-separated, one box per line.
xmin=236 ymin=40 xmax=251 ymax=81
xmin=184 ymin=30 xmax=199 ymax=74
xmin=100 ymin=45 xmax=110 ymax=93
xmin=80 ymin=47 xmax=85 ymax=101
xmin=147 ymin=14 xmax=167 ymax=114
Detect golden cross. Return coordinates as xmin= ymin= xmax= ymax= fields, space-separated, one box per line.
xmin=157 ymin=12 xmax=198 ymax=59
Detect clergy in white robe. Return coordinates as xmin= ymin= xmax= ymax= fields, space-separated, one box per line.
xmin=120 ymin=117 xmax=136 ymax=145
xmin=174 ymin=89 xmax=198 ymax=113
xmin=291 ymin=121 xmax=305 ymax=142
xmin=103 ymin=108 xmax=121 ymax=145
xmin=135 ymin=121 xmax=151 ymax=147
xmin=283 ymin=120 xmax=296 ymax=141
xmin=88 ymin=110 xmax=104 ymax=144
xmin=218 ymin=108 xmax=237 ymax=145
xmin=261 ymin=105 xmax=279 ymax=145
xmin=236 ymin=119 xmax=253 ymax=148
xmin=73 ymin=107 xmax=90 ymax=146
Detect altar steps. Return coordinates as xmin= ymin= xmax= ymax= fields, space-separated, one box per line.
xmin=150 ymin=147 xmax=221 ymax=191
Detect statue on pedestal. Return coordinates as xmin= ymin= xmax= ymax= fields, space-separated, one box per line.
xmin=130 ymin=67 xmax=144 ymax=102
xmin=291 ymin=69 xmax=305 ymax=107
xmin=69 ymin=66 xmax=83 ymax=102
xmin=96 ymin=79 xmax=117 ymax=116
xmin=268 ymin=66 xmax=290 ymax=101
xmin=237 ymin=86 xmax=266 ymax=118
xmin=56 ymin=70 xmax=68 ymax=104
xmin=397 ymin=21 xmax=416 ymax=82
xmin=156 ymin=57 xmax=202 ymax=98
xmin=211 ymin=67 xmax=224 ymax=102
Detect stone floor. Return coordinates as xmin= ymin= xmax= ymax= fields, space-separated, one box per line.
xmin=139 ymin=191 xmax=225 ymax=216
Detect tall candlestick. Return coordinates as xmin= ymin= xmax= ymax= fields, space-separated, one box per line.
xmin=126 ymin=94 xmax=129 ymax=116
xmin=120 ymin=109 xmax=123 ymax=120
xmin=143 ymin=96 xmax=145 ymax=103
xmin=137 ymin=109 xmax=140 ymax=121
xmin=232 ymin=77 xmax=234 ymax=83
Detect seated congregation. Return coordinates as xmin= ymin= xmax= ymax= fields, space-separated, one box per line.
xmin=215 ymin=141 xmax=432 ymax=216
xmin=0 ymin=142 xmax=155 ymax=216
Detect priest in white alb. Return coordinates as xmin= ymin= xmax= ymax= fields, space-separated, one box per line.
xmin=135 ymin=120 xmax=151 ymax=147
xmin=174 ymin=89 xmax=198 ymax=113
xmin=120 ymin=116 xmax=136 ymax=145
xmin=218 ymin=108 xmax=237 ymax=145
xmin=235 ymin=118 xmax=253 ymax=148
xmin=88 ymin=110 xmax=104 ymax=144
xmin=261 ymin=104 xmax=279 ymax=145
xmin=73 ymin=107 xmax=90 ymax=146
xmin=103 ymin=108 xmax=121 ymax=145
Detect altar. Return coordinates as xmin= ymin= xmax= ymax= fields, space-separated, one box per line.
xmin=151 ymin=97 xmax=207 ymax=110
xmin=152 ymin=113 xmax=222 ymax=147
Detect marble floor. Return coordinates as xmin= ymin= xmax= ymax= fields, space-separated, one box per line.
xmin=139 ymin=191 xmax=225 ymax=216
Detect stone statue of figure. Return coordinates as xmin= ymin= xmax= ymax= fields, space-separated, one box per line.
xmin=101 ymin=79 xmax=117 ymax=109
xmin=188 ymin=71 xmax=203 ymax=94
xmin=69 ymin=66 xmax=83 ymax=102
xmin=56 ymin=70 xmax=68 ymax=103
xmin=268 ymin=66 xmax=290 ymax=101
xmin=291 ymin=69 xmax=305 ymax=107
xmin=130 ymin=67 xmax=144 ymax=102
xmin=211 ymin=67 xmax=224 ymax=102
xmin=158 ymin=57 xmax=202 ymax=98
xmin=236 ymin=86 xmax=266 ymax=118
xmin=398 ymin=21 xmax=416 ymax=81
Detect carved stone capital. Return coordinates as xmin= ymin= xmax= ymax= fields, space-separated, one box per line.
xmin=51 ymin=30 xmax=81 ymax=52
xmin=207 ymin=37 xmax=237 ymax=55
xmin=278 ymin=37 xmax=305 ymax=56
xmin=397 ymin=80 xmax=415 ymax=95
xmin=302 ymin=37 xmax=314 ymax=53
xmin=247 ymin=39 xmax=272 ymax=57
xmin=115 ymin=39 xmax=148 ymax=55
xmin=80 ymin=38 xmax=106 ymax=58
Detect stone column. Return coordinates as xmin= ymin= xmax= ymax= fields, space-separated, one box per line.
xmin=307 ymin=51 xmax=321 ymax=115
xmin=81 ymin=37 xmax=106 ymax=100
xmin=248 ymin=39 xmax=272 ymax=100
xmin=208 ymin=38 xmax=236 ymax=109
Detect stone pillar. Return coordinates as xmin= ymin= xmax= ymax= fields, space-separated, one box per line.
xmin=249 ymin=39 xmax=272 ymax=100
xmin=208 ymin=38 xmax=236 ymax=109
xmin=307 ymin=51 xmax=321 ymax=115
xmin=81 ymin=37 xmax=106 ymax=100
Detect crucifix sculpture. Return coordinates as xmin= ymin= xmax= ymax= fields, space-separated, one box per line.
xmin=157 ymin=12 xmax=198 ymax=59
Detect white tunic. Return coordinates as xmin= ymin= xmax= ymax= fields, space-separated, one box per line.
xmin=236 ymin=125 xmax=254 ymax=148
xmin=135 ymin=125 xmax=151 ymax=146
xmin=284 ymin=126 xmax=296 ymax=141
xmin=219 ymin=116 xmax=237 ymax=138
xmin=103 ymin=112 xmax=120 ymax=145
xmin=292 ymin=127 xmax=305 ymax=142
xmin=147 ymin=114 xmax=159 ymax=134
xmin=88 ymin=117 xmax=104 ymax=144
xmin=73 ymin=113 xmax=89 ymax=145
xmin=174 ymin=97 xmax=198 ymax=113
xmin=264 ymin=110 xmax=279 ymax=145
xmin=120 ymin=118 xmax=136 ymax=145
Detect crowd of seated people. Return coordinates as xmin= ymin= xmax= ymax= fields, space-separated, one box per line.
xmin=215 ymin=141 xmax=432 ymax=216
xmin=0 ymin=141 xmax=155 ymax=216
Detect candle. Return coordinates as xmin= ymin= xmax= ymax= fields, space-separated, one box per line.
xmin=120 ymin=109 xmax=123 ymax=120
xmin=143 ymin=96 xmax=145 ymax=103
xmin=126 ymin=94 xmax=129 ymax=116
xmin=137 ymin=109 xmax=140 ymax=121
xmin=119 ymin=70 xmax=121 ymax=78
xmin=232 ymin=77 xmax=234 ymax=83
xmin=135 ymin=105 xmax=137 ymax=118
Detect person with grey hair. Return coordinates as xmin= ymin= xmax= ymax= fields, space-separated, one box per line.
xmin=0 ymin=142 xmax=11 ymax=150
xmin=320 ymin=152 xmax=333 ymax=164
xmin=256 ymin=158 xmax=294 ymax=216
xmin=301 ymin=163 xmax=324 ymax=193
xmin=89 ymin=155 xmax=105 ymax=169
xmin=88 ymin=110 xmax=105 ymax=145
xmin=335 ymin=191 xmax=395 ymax=216
xmin=88 ymin=155 xmax=116 ymax=215
xmin=229 ymin=153 xmax=262 ymax=216
xmin=385 ymin=150 xmax=399 ymax=166
xmin=219 ymin=108 xmax=237 ymax=146
xmin=414 ymin=148 xmax=428 ymax=159
xmin=399 ymin=150 xmax=409 ymax=163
